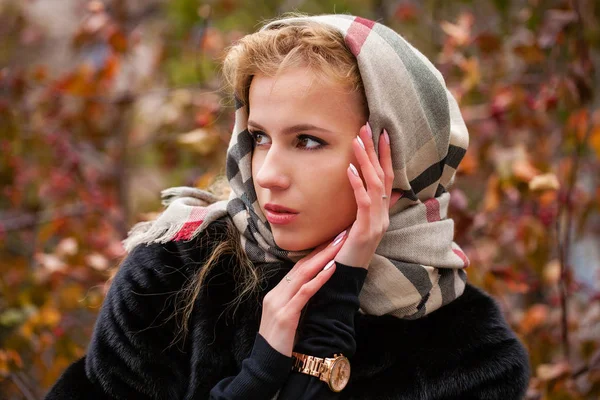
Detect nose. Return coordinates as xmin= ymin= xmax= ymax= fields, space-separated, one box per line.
xmin=254 ymin=146 xmax=291 ymax=190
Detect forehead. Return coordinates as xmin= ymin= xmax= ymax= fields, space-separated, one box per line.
xmin=250 ymin=69 xmax=334 ymax=103
xmin=248 ymin=68 xmax=363 ymax=124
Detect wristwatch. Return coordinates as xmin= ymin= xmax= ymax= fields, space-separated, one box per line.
xmin=291 ymin=352 xmax=351 ymax=392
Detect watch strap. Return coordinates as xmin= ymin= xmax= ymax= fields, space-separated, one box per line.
xmin=291 ymin=352 xmax=327 ymax=379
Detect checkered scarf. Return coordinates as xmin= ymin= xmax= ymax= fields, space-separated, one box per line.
xmin=123 ymin=14 xmax=470 ymax=319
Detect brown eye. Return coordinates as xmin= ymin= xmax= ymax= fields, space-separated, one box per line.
xmin=296 ymin=135 xmax=325 ymax=150
xmin=250 ymin=131 xmax=271 ymax=146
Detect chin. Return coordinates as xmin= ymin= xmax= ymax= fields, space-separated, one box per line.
xmin=272 ymin=233 xmax=314 ymax=252
xmin=274 ymin=239 xmax=307 ymax=252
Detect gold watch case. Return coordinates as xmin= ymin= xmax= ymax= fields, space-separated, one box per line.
xmin=324 ymin=355 xmax=351 ymax=392
xmin=291 ymin=352 xmax=351 ymax=392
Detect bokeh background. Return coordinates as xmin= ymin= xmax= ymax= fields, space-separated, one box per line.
xmin=1 ymin=0 xmax=599 ymax=398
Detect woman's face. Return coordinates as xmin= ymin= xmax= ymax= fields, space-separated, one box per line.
xmin=249 ymin=67 xmax=367 ymax=251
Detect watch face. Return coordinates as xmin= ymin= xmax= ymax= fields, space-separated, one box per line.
xmin=329 ymin=357 xmax=351 ymax=392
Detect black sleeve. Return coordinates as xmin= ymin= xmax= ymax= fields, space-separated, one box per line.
xmin=208 ymin=333 xmax=291 ymax=399
xmin=277 ymin=262 xmax=368 ymax=399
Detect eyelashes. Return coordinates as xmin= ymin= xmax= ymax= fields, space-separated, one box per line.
xmin=248 ymin=130 xmax=327 ymax=151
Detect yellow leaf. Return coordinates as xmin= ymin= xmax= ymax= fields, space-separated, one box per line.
xmin=459 ymin=57 xmax=481 ymax=91
xmin=513 ymin=44 xmax=545 ymax=64
xmin=58 ymin=284 xmax=85 ymax=310
xmin=56 ymin=237 xmax=78 ymax=257
xmin=440 ymin=13 xmax=473 ymax=46
xmin=529 ymin=173 xmax=560 ymax=191
xmin=86 ymin=253 xmax=109 ymax=271
xmin=519 ymin=304 xmax=549 ymax=335
xmin=177 ymin=128 xmax=220 ymax=156
xmin=537 ymin=190 xmax=558 ymax=207
xmin=0 ymin=350 xmax=23 ymax=377
xmin=543 ymin=259 xmax=561 ymax=284
xmin=590 ymin=126 xmax=600 ymax=160
xmin=513 ymin=159 xmax=539 ymax=183
xmin=567 ymin=109 xmax=589 ymax=140
xmin=35 ymin=253 xmax=66 ymax=273
xmin=39 ymin=306 xmax=61 ymax=328
xmin=536 ymin=362 xmax=570 ymax=382
xmin=20 ymin=320 xmax=34 ymax=340
xmin=483 ymin=174 xmax=500 ymax=212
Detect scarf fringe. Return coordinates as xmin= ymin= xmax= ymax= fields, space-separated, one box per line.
xmin=122 ymin=220 xmax=189 ymax=253
xmin=122 ymin=187 xmax=222 ymax=253
xmin=122 ymin=187 xmax=226 ymax=253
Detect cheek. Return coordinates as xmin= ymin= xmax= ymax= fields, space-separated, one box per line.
xmin=321 ymin=153 xmax=359 ymax=221
xmin=308 ymin=182 xmax=357 ymax=244
xmin=307 ymin=162 xmax=357 ymax=216
xmin=318 ymin=148 xmax=354 ymax=189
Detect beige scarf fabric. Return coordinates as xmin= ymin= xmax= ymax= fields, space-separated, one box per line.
xmin=123 ymin=14 xmax=470 ymax=320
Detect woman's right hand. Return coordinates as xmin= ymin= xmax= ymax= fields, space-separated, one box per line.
xmin=258 ymin=231 xmax=347 ymax=357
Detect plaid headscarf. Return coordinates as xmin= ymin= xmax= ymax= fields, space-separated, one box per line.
xmin=123 ymin=14 xmax=470 ymax=319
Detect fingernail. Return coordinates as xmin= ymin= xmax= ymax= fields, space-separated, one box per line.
xmin=349 ymin=163 xmax=359 ymax=177
xmin=356 ymin=136 xmax=365 ymax=150
xmin=365 ymin=122 xmax=373 ymax=137
xmin=383 ymin=129 xmax=390 ymax=145
xmin=332 ymin=230 xmax=347 ymax=246
xmin=324 ymin=260 xmax=335 ymax=271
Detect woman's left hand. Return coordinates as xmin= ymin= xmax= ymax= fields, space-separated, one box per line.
xmin=334 ymin=123 xmax=398 ymax=270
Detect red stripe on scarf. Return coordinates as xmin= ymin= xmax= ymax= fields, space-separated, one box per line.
xmin=345 ymin=17 xmax=376 ymax=56
xmin=453 ymin=248 xmax=470 ymax=268
xmin=174 ymin=207 xmax=208 ymax=241
xmin=424 ymin=198 xmax=441 ymax=222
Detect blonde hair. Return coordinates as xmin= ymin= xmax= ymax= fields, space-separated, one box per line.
xmin=175 ymin=17 xmax=365 ymax=342
xmin=222 ymin=17 xmax=365 ymax=109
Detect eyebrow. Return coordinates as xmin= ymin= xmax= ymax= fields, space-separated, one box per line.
xmin=247 ymin=120 xmax=333 ymax=135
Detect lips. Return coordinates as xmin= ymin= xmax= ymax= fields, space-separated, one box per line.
xmin=264 ymin=203 xmax=299 ymax=225
xmin=264 ymin=203 xmax=299 ymax=214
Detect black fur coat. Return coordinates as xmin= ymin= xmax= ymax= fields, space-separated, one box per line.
xmin=46 ymin=218 xmax=530 ymax=399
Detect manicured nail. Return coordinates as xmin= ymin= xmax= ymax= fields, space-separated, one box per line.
xmin=383 ymin=129 xmax=390 ymax=145
xmin=356 ymin=136 xmax=365 ymax=150
xmin=332 ymin=230 xmax=347 ymax=246
xmin=324 ymin=260 xmax=335 ymax=271
xmin=349 ymin=163 xmax=359 ymax=176
xmin=365 ymin=122 xmax=373 ymax=137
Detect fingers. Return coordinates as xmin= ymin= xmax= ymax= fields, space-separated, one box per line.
xmin=287 ymin=261 xmax=336 ymax=312
xmin=271 ymin=234 xmax=345 ymax=317
xmin=347 ymin=163 xmax=371 ymax=231
xmin=289 ymin=240 xmax=329 ymax=270
xmin=260 ymin=258 xmax=337 ymax=357
xmin=352 ymin=123 xmax=394 ymax=209
xmin=363 ymin=122 xmax=385 ymax=181
xmin=354 ymin=127 xmax=384 ymax=196
xmin=278 ymin=232 xmax=347 ymax=294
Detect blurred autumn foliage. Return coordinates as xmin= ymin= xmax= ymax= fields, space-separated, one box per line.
xmin=1 ymin=0 xmax=599 ymax=399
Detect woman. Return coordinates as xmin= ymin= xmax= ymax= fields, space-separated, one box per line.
xmin=46 ymin=14 xmax=530 ymax=399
